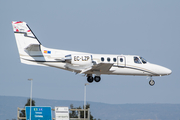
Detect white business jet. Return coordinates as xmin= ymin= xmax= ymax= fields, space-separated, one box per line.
xmin=12 ymin=21 xmax=172 ymax=86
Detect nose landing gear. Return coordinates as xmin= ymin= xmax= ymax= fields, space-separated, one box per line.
xmin=149 ymin=76 xmax=155 ymax=86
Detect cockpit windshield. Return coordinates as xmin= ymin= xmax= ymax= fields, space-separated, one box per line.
xmin=140 ymin=57 xmax=147 ymax=64
xmin=134 ymin=57 xmax=141 ymax=64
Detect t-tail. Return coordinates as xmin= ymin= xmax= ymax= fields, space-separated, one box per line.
xmin=12 ymin=21 xmax=45 ymax=66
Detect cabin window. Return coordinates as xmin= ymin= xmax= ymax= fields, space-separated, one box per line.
xmin=101 ymin=57 xmax=104 ymax=62
xmin=107 ymin=57 xmax=110 ymax=62
xmin=134 ymin=57 xmax=141 ymax=64
xmin=113 ymin=58 xmax=116 ymax=62
xmin=120 ymin=58 xmax=123 ymax=62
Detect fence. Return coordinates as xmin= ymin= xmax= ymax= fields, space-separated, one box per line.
xmin=17 ymin=107 xmax=90 ymax=120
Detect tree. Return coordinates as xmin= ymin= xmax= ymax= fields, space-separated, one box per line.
xmin=84 ymin=103 xmax=96 ymax=120
xmin=69 ymin=103 xmax=100 ymax=120
xmin=69 ymin=104 xmax=78 ymax=118
xmin=19 ymin=98 xmax=35 ymax=120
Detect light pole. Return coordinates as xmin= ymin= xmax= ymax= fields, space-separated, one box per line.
xmin=84 ymin=83 xmax=89 ymax=120
xmin=28 ymin=78 xmax=33 ymax=120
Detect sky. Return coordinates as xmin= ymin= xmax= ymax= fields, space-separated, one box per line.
xmin=0 ymin=0 xmax=180 ymax=104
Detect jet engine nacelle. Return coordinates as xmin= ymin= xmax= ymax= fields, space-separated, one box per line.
xmin=65 ymin=54 xmax=92 ymax=66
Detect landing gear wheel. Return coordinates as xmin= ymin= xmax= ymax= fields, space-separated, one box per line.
xmin=87 ymin=76 xmax=93 ymax=83
xmin=149 ymin=79 xmax=155 ymax=86
xmin=94 ymin=76 xmax=101 ymax=82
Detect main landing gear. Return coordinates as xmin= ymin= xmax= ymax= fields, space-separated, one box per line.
xmin=149 ymin=76 xmax=155 ymax=86
xmin=87 ymin=76 xmax=101 ymax=83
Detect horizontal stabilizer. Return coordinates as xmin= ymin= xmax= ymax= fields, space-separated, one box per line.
xmin=25 ymin=44 xmax=41 ymax=51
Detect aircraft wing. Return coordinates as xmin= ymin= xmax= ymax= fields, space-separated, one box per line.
xmin=80 ymin=63 xmax=114 ymax=74
xmin=92 ymin=63 xmax=114 ymax=71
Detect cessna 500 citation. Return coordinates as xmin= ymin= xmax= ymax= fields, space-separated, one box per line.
xmin=12 ymin=21 xmax=172 ymax=86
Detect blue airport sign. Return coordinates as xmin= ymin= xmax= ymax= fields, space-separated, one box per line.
xmin=25 ymin=106 xmax=52 ymax=120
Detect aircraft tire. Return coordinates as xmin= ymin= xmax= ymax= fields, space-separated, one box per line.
xmin=149 ymin=80 xmax=155 ymax=86
xmin=87 ymin=76 xmax=93 ymax=83
xmin=94 ymin=76 xmax=101 ymax=82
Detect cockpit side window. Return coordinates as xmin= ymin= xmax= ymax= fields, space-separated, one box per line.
xmin=134 ymin=57 xmax=141 ymax=64
xmin=140 ymin=57 xmax=147 ymax=64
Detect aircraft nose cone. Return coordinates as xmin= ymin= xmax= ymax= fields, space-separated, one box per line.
xmin=152 ymin=64 xmax=172 ymax=76
xmin=158 ymin=66 xmax=172 ymax=76
xmin=165 ymin=68 xmax=172 ymax=75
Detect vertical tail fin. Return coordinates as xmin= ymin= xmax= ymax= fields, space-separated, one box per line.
xmin=12 ymin=21 xmax=41 ymax=55
xmin=12 ymin=21 xmax=45 ymax=65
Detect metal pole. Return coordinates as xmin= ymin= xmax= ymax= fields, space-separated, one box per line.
xmin=88 ymin=108 xmax=90 ymax=120
xmin=28 ymin=79 xmax=33 ymax=120
xmin=84 ymin=84 xmax=86 ymax=120
xmin=84 ymin=83 xmax=89 ymax=120
xmin=17 ymin=107 xmax=19 ymax=120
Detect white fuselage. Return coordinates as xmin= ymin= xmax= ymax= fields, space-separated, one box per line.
xmin=12 ymin=21 xmax=172 ymax=85
xmin=20 ymin=45 xmax=172 ymax=77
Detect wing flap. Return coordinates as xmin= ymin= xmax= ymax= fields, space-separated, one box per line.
xmin=80 ymin=63 xmax=113 ymax=74
xmin=92 ymin=63 xmax=113 ymax=71
xmin=80 ymin=67 xmax=92 ymax=74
